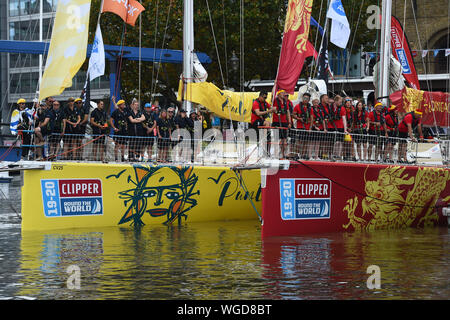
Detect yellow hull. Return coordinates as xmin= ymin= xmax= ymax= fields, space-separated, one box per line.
xmin=22 ymin=162 xmax=261 ymax=231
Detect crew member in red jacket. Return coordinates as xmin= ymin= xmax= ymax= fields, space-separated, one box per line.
xmin=397 ymin=109 xmax=424 ymax=163
xmin=292 ymin=92 xmax=312 ymax=159
xmin=272 ymin=90 xmax=292 ymax=159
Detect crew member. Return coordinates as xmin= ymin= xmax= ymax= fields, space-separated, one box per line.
xmin=62 ymin=98 xmax=81 ymax=160
xmin=48 ymin=100 xmax=65 ymax=159
xmin=127 ymin=99 xmax=146 ymax=162
xmin=397 ymin=109 xmax=424 ymax=164
xmin=74 ymin=97 xmax=90 ymax=160
xmin=329 ymin=95 xmax=348 ymax=160
xmin=110 ymin=98 xmax=129 ymax=162
xmin=251 ymin=91 xmax=274 ymax=155
xmin=272 ymin=90 xmax=292 ymax=159
xmin=292 ymin=92 xmax=312 ymax=159
xmin=384 ymin=105 xmax=399 ymax=162
xmin=352 ymin=100 xmax=368 ymax=161
xmin=143 ymin=103 xmax=157 ymax=162
xmin=366 ymin=102 xmax=388 ymax=162
xmin=318 ymin=94 xmax=332 ymax=159
xmin=14 ymin=98 xmax=32 ymax=160
xmin=90 ymin=100 xmax=109 ymax=162
xmin=309 ymin=98 xmax=327 ymax=160
xmin=157 ymin=108 xmax=172 ymax=163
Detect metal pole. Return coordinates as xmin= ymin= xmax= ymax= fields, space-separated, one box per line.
xmin=183 ymin=0 xmax=193 ymax=113
xmin=379 ymin=0 xmax=392 ymax=107
xmin=38 ymin=0 xmax=43 ymax=92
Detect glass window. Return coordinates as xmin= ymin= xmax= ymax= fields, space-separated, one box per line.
xmin=10 ymin=73 xmax=22 ymax=94
xmin=43 ymin=0 xmax=53 ymax=13
xmin=29 ymin=1 xmax=40 ymax=14
xmin=43 ymin=18 xmax=53 ymax=40
xmin=9 ymin=22 xmax=17 ymax=40
xmin=20 ymin=0 xmax=32 ymax=16
xmin=9 ymin=0 xmax=20 ymax=17
xmin=9 ymin=53 xmax=20 ymax=68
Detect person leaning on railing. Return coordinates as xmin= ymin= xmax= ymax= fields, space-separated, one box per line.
xmin=366 ymin=102 xmax=388 ymax=162
xmin=292 ymin=92 xmax=312 ymax=160
xmin=110 ymin=97 xmax=129 ymax=162
xmin=272 ymin=90 xmax=292 ymax=159
xmin=142 ymin=103 xmax=157 ymax=162
xmin=384 ymin=105 xmax=399 ymax=163
xmin=250 ymin=91 xmax=274 ymax=154
xmin=62 ymin=97 xmax=81 ymax=160
xmin=352 ymin=100 xmax=368 ymax=161
xmin=309 ymin=98 xmax=327 ymax=160
xmin=397 ymin=110 xmax=424 ymax=164
xmin=90 ymin=100 xmax=109 ymax=163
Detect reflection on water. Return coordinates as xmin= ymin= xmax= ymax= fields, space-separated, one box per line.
xmin=0 ymin=179 xmax=449 ymax=299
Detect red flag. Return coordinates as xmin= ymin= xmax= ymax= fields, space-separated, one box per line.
xmin=102 ymin=0 xmax=145 ymax=27
xmin=390 ymin=16 xmax=420 ymax=90
xmin=390 ymin=87 xmax=450 ymax=127
xmin=275 ymin=0 xmax=314 ymax=94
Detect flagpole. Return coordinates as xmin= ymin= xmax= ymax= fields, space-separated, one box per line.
xmin=379 ymin=0 xmax=392 ymax=106
xmin=312 ymin=0 xmax=331 ymax=79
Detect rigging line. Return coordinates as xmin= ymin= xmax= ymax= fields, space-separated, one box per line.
xmin=152 ymin=0 xmax=173 ymax=98
xmin=206 ymin=0 xmax=225 ymax=89
xmin=310 ymin=0 xmax=324 ymax=77
xmin=341 ymin=0 xmax=364 ymax=95
xmin=312 ymin=0 xmax=331 ymax=80
xmin=222 ymin=0 xmax=229 ymax=88
xmin=139 ymin=14 xmax=142 ymax=104
xmin=114 ymin=22 xmax=127 ymax=100
xmin=151 ymin=0 xmax=159 ymax=99
xmin=413 ymin=0 xmax=441 ymax=136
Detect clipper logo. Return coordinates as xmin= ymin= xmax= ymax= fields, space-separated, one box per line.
xmin=41 ymin=179 xmax=103 ymax=217
xmin=280 ymin=178 xmax=331 ymax=220
xmin=395 ymin=49 xmax=412 ymax=74
xmin=391 ymin=26 xmax=412 ymax=74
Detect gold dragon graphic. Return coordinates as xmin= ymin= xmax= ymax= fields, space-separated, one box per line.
xmin=343 ymin=166 xmax=450 ymax=231
xmin=284 ymin=0 xmax=313 ymax=53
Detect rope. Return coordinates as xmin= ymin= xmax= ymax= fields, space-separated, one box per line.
xmin=206 ymin=0 xmax=225 ymax=88
xmin=44 ymin=134 xmax=106 ymax=161
xmin=232 ymin=168 xmax=262 ymax=223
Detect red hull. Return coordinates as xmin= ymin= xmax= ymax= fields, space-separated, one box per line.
xmin=261 ymin=161 xmax=450 ymax=238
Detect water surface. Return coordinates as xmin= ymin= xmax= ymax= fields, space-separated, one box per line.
xmin=0 ymin=178 xmax=449 ymax=300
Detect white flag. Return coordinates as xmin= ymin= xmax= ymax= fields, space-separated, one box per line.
xmin=421 ymin=50 xmax=428 ymax=58
xmin=326 ymin=0 xmax=350 ymax=48
xmin=87 ymin=24 xmax=105 ymax=81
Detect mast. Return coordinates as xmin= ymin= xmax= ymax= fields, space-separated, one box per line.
xmin=378 ymin=0 xmax=392 ymax=106
xmin=183 ymin=0 xmax=194 ymax=113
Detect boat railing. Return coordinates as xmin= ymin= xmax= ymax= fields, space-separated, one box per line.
xmin=2 ymin=128 xmax=449 ymax=168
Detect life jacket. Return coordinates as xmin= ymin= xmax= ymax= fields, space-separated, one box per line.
xmin=298 ymin=103 xmax=311 ymax=123
xmin=354 ymin=110 xmax=367 ymax=127
xmin=371 ymin=110 xmax=385 ymax=133
xmin=274 ymin=98 xmax=288 ymax=115
xmin=312 ymin=107 xmax=324 ymax=125
xmin=400 ymin=112 xmax=420 ymax=130
xmin=252 ymin=99 xmax=269 ymax=119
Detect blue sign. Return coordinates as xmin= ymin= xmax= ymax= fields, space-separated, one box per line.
xmin=280 ymin=178 xmax=331 ymax=220
xmin=396 ymin=49 xmax=412 ymax=74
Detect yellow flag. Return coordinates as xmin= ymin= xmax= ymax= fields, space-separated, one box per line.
xmin=178 ymin=81 xmax=298 ymax=123
xmin=39 ymin=0 xmax=91 ymax=101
